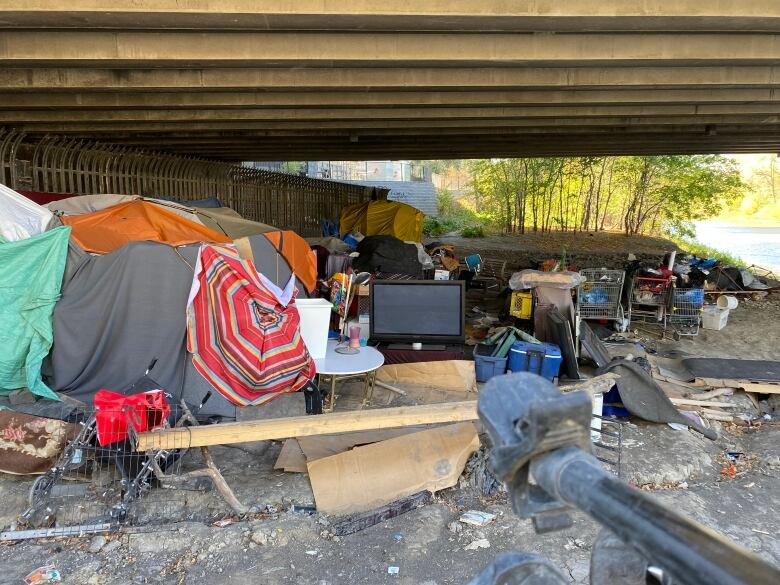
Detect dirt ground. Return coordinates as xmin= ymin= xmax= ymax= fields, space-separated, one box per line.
xmin=1 ymin=297 xmax=779 ymax=585
xmin=430 ymin=231 xmax=676 ymax=271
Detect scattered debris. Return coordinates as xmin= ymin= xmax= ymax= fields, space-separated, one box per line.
xmin=464 ymin=538 xmax=491 ymax=551
xmin=213 ymin=518 xmax=236 ymax=528
xmin=447 ymin=521 xmax=463 ymax=534
xmin=720 ymin=462 xmax=737 ymax=480
xmin=461 ymin=446 xmax=502 ymax=497
xmin=458 ymin=510 xmax=496 ymax=527
xmin=24 ymin=565 xmax=61 ymax=584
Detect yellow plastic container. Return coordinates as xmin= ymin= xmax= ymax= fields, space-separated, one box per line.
xmin=510 ymin=291 xmax=533 ymax=319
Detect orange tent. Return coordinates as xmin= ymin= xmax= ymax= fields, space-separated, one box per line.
xmin=61 ymin=200 xmax=231 ymax=253
xmin=263 ymin=231 xmax=317 ymax=294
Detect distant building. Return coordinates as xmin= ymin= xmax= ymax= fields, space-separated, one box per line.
xmin=246 ymin=160 xmax=438 ymax=217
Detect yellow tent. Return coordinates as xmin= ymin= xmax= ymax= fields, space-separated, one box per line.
xmin=340 ymin=200 xmax=424 ymax=242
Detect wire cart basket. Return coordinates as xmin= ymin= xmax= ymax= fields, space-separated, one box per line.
xmin=628 ymin=276 xmax=673 ymax=327
xmin=577 ymin=269 xmax=626 ymax=322
xmin=667 ymin=287 xmax=705 ymax=336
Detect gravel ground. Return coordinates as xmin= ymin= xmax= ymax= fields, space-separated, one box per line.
xmin=1 ymin=300 xmax=778 ymax=585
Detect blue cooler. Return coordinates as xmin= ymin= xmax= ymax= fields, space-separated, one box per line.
xmin=508 ymin=341 xmax=562 ymax=381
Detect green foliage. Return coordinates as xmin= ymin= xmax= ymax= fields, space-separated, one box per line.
xmin=461 ymin=225 xmax=486 ymax=238
xmin=436 ymin=188 xmax=458 ymax=218
xmin=423 ymin=217 xmax=460 ymax=236
xmin=668 ymin=235 xmax=745 ymax=267
xmin=465 ymin=155 xmax=744 ymax=236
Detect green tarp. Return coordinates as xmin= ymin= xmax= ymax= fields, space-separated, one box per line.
xmin=0 ymin=226 xmax=70 ymax=400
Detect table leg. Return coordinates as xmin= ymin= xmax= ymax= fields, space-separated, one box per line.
xmin=363 ymin=370 xmax=378 ymax=406
xmin=324 ymin=374 xmax=338 ymax=413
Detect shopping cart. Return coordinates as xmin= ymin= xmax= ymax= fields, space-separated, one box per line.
xmin=577 ymin=269 xmax=626 ymax=323
xmin=628 ymin=275 xmax=673 ymax=328
xmin=667 ymin=287 xmax=704 ymax=336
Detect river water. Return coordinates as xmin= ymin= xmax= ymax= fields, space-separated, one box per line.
xmin=694 ymin=222 xmax=780 ymax=272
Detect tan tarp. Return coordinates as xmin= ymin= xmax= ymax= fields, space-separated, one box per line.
xmin=340 ymin=200 xmax=424 ymax=242
xmin=45 ymin=194 xmax=140 ymax=216
xmin=196 ymin=207 xmax=277 ymax=239
xmin=307 ymin=422 xmax=479 ymax=515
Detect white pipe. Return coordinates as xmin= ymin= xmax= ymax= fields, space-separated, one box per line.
xmin=667 ymin=250 xmax=677 ymax=270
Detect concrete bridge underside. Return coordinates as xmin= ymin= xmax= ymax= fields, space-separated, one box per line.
xmin=2 ymin=2 xmax=780 ymax=160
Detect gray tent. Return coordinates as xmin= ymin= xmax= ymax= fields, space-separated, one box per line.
xmin=41 ymin=235 xmax=310 ymax=420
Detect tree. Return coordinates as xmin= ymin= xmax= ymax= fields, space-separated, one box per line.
xmin=463 ymin=155 xmax=743 ymax=237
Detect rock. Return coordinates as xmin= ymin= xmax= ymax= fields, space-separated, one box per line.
xmin=102 ymin=540 xmax=122 ymax=554
xmin=130 ymin=532 xmax=191 ymax=554
xmin=459 ymin=510 xmax=496 ymax=527
xmin=88 ymin=535 xmax=106 ymax=553
xmin=765 ymin=455 xmax=780 ymax=469
xmin=464 ymin=538 xmax=490 ymax=551
xmin=621 ymin=422 xmax=718 ymax=484
xmin=569 ymin=559 xmax=590 ymax=582
xmin=447 ymin=521 xmax=462 ymax=534
xmin=251 ymin=529 xmax=269 ymax=546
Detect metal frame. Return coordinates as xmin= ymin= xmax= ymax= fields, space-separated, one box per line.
xmin=577 ymin=268 xmax=626 ymax=322
xmin=318 ymin=370 xmax=379 ymax=413
xmin=0 ymin=128 xmax=381 ymax=237
xmin=667 ymin=287 xmax=704 ymax=336
xmin=628 ymin=275 xmax=673 ymax=328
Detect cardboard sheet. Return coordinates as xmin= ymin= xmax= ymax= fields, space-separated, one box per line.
xmin=376 ymin=360 xmax=477 ymax=393
xmin=307 ymin=422 xmax=479 ymax=516
xmin=274 ymin=439 xmax=307 ymax=473
xmin=297 ymin=427 xmax=425 ymax=462
xmin=276 ymin=428 xmax=428 ymax=472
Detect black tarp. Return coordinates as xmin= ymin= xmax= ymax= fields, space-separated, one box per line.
xmin=352 ymin=235 xmax=423 ymax=277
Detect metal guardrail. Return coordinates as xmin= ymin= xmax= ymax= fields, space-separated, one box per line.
xmin=0 ymin=129 xmax=382 ymax=236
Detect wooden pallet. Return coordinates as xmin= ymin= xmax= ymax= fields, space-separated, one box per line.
xmin=695 ymin=378 xmax=780 ymax=395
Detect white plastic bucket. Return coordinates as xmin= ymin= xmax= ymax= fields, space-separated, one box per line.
xmin=717 ymin=295 xmax=739 ymax=310
xmin=295 ymin=298 xmax=332 ymax=359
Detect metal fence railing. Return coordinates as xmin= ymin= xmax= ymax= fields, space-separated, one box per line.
xmin=0 ymin=129 xmax=384 ymax=237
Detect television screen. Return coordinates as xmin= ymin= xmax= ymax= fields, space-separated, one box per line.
xmin=369 ymin=280 xmax=465 ymax=343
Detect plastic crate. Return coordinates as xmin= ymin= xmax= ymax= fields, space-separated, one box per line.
xmin=510 ymin=291 xmax=533 ymax=319
xmin=473 ymin=343 xmax=508 ymax=383
xmin=702 ymin=307 xmax=729 ymax=330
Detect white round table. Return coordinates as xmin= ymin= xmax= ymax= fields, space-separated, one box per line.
xmin=314 ymin=340 xmax=385 ymax=412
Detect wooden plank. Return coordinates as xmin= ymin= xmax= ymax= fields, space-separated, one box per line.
xmin=669 ymin=398 xmax=736 ymax=408
xmin=697 ymin=378 xmax=780 ymax=395
xmin=330 ymin=491 xmax=431 ymax=536
xmin=741 ymin=382 xmax=780 ymax=395
xmin=136 ymin=401 xmax=478 ymax=450
xmin=559 ymin=373 xmax=619 ymax=396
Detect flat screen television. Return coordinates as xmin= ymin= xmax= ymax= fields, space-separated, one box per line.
xmin=369 ymin=280 xmax=465 ymax=344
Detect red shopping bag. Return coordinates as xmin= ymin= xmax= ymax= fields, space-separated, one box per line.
xmin=94 ymin=389 xmax=170 ymax=446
